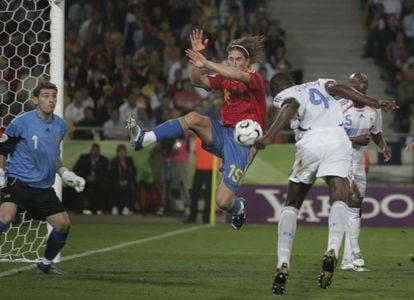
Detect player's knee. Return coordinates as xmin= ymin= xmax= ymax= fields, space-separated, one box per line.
xmin=54 ymin=221 xmax=71 ymax=233
xmin=184 ymin=112 xmax=202 ymax=128
xmin=284 ymin=197 xmax=303 ymax=210
xmin=215 ymin=196 xmax=230 ymax=211
xmin=327 ymin=177 xmax=348 ymax=203
xmin=0 ymin=215 xmax=13 ymax=226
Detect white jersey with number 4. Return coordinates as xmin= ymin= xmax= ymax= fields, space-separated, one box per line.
xmin=273 ymin=79 xmax=344 ymax=138
xmin=273 ymin=79 xmax=352 ymax=183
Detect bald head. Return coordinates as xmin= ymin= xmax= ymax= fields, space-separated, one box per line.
xmin=349 ymin=72 xmax=368 ymax=82
xmin=349 ymin=72 xmax=368 ymax=94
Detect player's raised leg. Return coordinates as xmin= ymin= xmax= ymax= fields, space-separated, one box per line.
xmin=126 ymin=112 xmax=212 ymax=151
xmin=126 ymin=114 xmax=183 ymax=151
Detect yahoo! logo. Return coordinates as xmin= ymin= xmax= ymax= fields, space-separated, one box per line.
xmin=253 ymin=188 xmax=414 ymax=224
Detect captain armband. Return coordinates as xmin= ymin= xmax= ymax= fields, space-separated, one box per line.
xmin=0 ymin=135 xmax=20 ymax=156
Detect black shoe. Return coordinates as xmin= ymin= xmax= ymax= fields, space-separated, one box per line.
xmin=319 ymin=249 xmax=337 ymax=289
xmin=272 ymin=263 xmax=289 ymax=294
xmin=37 ymin=262 xmax=64 ymax=275
xmin=231 ymin=198 xmax=246 ymax=230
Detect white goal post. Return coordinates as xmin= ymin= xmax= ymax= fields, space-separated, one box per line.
xmin=0 ymin=0 xmax=65 ymax=263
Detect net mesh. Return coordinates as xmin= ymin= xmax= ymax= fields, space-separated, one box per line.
xmin=0 ymin=0 xmax=52 ymax=262
xmin=0 ymin=0 xmax=51 ymax=128
xmin=0 ymin=212 xmax=48 ymax=262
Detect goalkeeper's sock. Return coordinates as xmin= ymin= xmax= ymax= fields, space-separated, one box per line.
xmin=277 ymin=206 xmax=298 ymax=268
xmin=227 ymin=196 xmax=243 ymax=215
xmin=44 ymin=228 xmax=70 ymax=261
xmin=0 ymin=221 xmax=7 ymax=234
xmin=327 ymin=200 xmax=347 ymax=257
xmin=152 ymin=119 xmax=185 ymax=142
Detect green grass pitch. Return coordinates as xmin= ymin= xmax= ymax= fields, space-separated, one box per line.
xmin=1 ymin=222 xmax=413 ymax=299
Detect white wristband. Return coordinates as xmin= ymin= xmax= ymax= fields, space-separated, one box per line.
xmin=58 ymin=167 xmax=69 ymax=177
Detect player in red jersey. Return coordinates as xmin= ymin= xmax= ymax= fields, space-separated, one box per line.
xmin=127 ymin=29 xmax=266 ymax=229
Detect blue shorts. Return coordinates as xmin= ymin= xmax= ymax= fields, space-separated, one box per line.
xmin=202 ymin=118 xmax=258 ymax=192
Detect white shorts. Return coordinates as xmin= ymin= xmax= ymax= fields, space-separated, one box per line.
xmin=289 ymin=127 xmax=352 ymax=184
xmin=350 ymin=163 xmax=367 ymax=197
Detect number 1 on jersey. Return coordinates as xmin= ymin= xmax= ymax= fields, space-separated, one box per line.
xmin=309 ymin=88 xmax=329 ymax=108
xmin=32 ymin=135 xmax=38 ymax=150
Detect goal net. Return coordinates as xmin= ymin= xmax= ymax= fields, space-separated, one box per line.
xmin=0 ymin=212 xmax=48 ymax=262
xmin=0 ymin=0 xmax=64 ymax=262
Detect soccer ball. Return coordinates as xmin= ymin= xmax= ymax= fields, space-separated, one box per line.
xmin=233 ymin=119 xmax=263 ymax=147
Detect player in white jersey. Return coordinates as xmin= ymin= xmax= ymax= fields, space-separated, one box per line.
xmin=255 ymin=72 xmax=397 ymax=294
xmin=339 ymin=73 xmax=391 ymax=271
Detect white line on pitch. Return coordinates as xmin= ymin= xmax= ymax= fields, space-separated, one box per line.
xmin=0 ymin=224 xmax=212 ymax=278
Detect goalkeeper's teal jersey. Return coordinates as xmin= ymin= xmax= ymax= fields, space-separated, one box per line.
xmin=5 ymin=110 xmax=67 ymax=188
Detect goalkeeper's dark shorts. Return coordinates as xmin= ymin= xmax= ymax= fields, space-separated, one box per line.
xmin=1 ymin=177 xmax=65 ymax=220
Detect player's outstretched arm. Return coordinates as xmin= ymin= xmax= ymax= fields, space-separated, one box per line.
xmin=186 ymin=48 xmax=211 ymax=89
xmin=186 ymin=49 xmax=251 ymax=84
xmin=57 ymin=159 xmax=85 ymax=193
xmin=255 ymin=98 xmax=299 ymax=149
xmin=188 ymin=29 xmax=211 ymax=90
xmin=325 ymin=82 xmax=397 ymax=111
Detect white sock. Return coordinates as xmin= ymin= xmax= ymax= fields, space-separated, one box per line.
xmin=347 ymin=207 xmax=361 ymax=256
xmin=342 ymin=232 xmax=352 ymax=265
xmin=277 ymin=206 xmax=299 ymax=269
xmin=327 ymin=201 xmax=347 ymax=257
xmin=142 ymin=132 xmax=156 ymax=147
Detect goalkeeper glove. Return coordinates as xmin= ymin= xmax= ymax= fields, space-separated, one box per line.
xmin=0 ymin=168 xmax=6 ymax=189
xmin=58 ymin=167 xmax=85 ymax=193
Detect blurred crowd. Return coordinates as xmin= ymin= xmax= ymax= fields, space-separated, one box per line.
xmin=59 ymin=0 xmax=306 ymax=216
xmin=362 ymin=0 xmax=414 ymax=142
xmin=62 ymin=0 xmax=302 ymax=142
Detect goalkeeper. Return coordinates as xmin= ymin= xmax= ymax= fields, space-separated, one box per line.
xmin=0 ymin=82 xmax=85 ymax=274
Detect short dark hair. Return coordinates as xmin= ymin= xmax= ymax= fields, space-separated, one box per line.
xmin=117 ymin=144 xmax=127 ymax=153
xmin=32 ymin=82 xmax=58 ymax=97
xmin=269 ymin=72 xmax=294 ymax=96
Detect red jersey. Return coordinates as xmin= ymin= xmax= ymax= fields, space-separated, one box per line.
xmin=206 ymin=70 xmax=266 ymax=129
